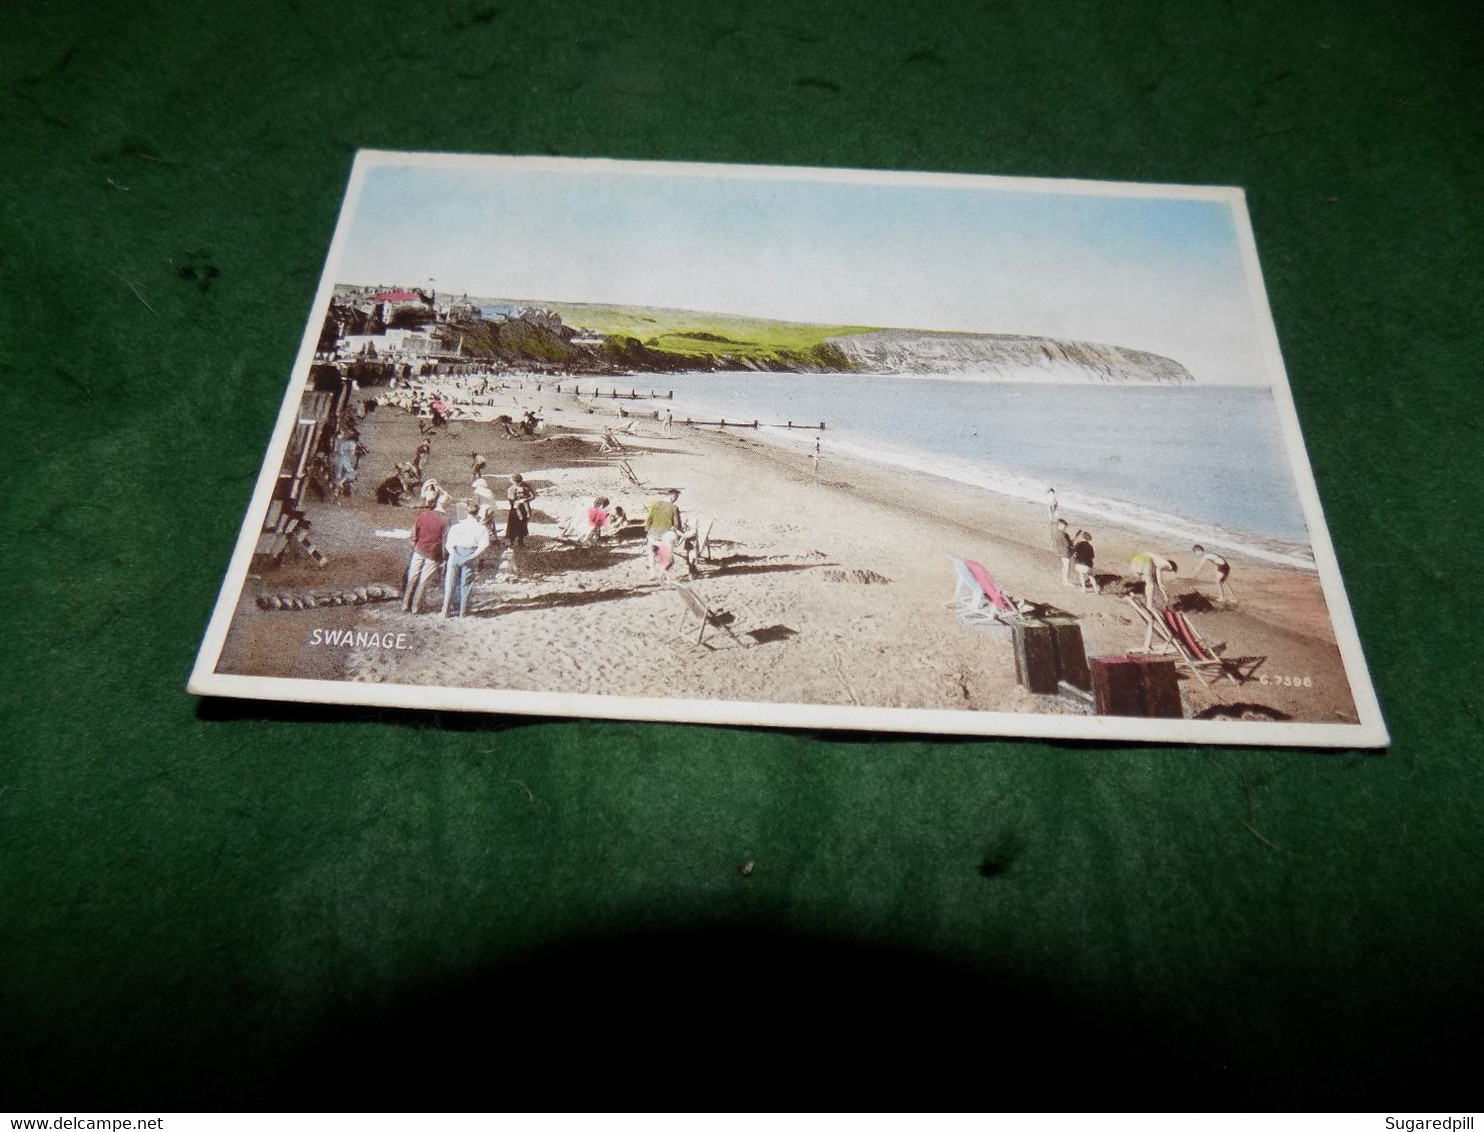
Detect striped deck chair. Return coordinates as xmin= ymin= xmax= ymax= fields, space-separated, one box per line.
xmin=1125 ymin=597 xmax=1207 ymax=683
xmin=1124 ymin=597 xmax=1238 ymax=686
xmin=1162 ymin=608 xmax=1250 ymax=686
xmin=948 ymin=556 xmax=1027 ymax=631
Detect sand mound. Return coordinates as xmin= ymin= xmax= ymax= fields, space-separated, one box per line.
xmin=533 ymin=435 xmax=595 ymax=454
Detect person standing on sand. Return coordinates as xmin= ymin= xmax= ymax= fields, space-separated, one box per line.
xmin=664 ymin=409 xmax=673 ymax=437
xmin=471 ymin=453 xmax=487 ymax=480
xmin=1071 ymin=530 xmax=1098 ymax=593
xmin=411 ymin=437 xmax=432 ymax=480
xmin=1130 ymin=551 xmax=1177 ymax=609
xmin=402 ymin=493 xmax=450 ymax=614
xmin=332 ymin=422 xmax=361 ymax=498
xmin=1191 ymin=544 xmax=1235 ymax=602
xmin=645 ymin=488 xmax=682 ymax=539
xmin=1046 ymin=488 xmax=1059 ymax=521
xmin=644 ymin=488 xmax=682 ymax=580
xmin=504 ymin=473 xmax=535 ymax=547
xmin=441 ymin=499 xmax=491 ymax=618
xmin=1051 ymin=518 xmax=1073 ymax=585
xmin=471 ymin=476 xmax=500 ymax=530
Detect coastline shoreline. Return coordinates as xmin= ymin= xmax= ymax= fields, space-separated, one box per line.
xmin=584 ymin=373 xmax=1316 ymax=568
xmin=214 ymin=380 xmax=1358 ymax=729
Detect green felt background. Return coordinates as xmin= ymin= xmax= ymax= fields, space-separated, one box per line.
xmin=3 ymin=0 xmax=1481 ymax=1110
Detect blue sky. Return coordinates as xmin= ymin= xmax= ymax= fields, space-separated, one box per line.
xmin=336 ymin=157 xmax=1270 ymax=384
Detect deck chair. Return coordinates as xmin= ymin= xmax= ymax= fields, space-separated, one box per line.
xmin=697 ymin=519 xmax=714 ymax=562
xmin=1162 ymin=608 xmax=1255 ymax=685
xmin=1124 ymin=597 xmax=1236 ymax=686
xmin=947 ymin=556 xmax=1027 ymax=630
xmin=672 ymin=584 xmax=748 ymax=649
xmin=598 ymin=431 xmax=628 ymax=454
xmin=617 ymin=460 xmax=643 ymax=488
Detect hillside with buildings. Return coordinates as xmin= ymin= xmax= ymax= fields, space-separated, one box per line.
xmin=316 ymin=285 xmax=1193 ymax=383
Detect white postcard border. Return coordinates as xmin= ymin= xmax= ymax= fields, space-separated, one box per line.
xmin=188 ymin=150 xmax=1389 ymax=749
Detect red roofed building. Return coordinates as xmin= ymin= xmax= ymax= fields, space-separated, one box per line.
xmin=366 ymin=288 xmax=433 ymax=327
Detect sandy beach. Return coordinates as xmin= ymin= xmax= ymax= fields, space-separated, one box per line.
xmin=215 ymin=379 xmax=1362 ymax=729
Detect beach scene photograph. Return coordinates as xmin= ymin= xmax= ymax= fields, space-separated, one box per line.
xmin=192 ymin=153 xmax=1386 ymax=746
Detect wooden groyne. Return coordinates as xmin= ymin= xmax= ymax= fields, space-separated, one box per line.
xmin=683 ymin=418 xmax=826 ymax=431
xmin=555 ymin=385 xmax=674 ymax=400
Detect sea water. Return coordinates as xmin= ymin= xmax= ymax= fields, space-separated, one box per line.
xmin=649 ymin=373 xmax=1318 ymax=569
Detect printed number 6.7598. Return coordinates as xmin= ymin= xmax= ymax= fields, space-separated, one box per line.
xmin=1259 ymin=674 xmax=1313 ymax=688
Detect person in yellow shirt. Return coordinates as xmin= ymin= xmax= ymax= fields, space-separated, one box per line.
xmin=645 ymin=489 xmax=683 ymax=581
xmin=1130 ymin=551 xmax=1177 ymax=609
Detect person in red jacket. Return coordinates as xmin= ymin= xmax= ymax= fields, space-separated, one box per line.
xmin=401 ymin=493 xmax=450 ymax=614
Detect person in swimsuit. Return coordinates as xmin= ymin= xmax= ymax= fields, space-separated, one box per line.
xmin=1191 ymin=544 xmax=1235 ymax=601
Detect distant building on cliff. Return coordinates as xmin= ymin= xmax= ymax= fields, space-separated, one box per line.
xmin=369 ymin=289 xmax=433 ymax=324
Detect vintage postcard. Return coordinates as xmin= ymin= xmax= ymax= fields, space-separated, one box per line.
xmin=189 ymin=151 xmax=1388 ymax=747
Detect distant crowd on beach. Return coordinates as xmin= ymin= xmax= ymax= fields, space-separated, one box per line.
xmin=328 ymin=380 xmax=708 ymax=620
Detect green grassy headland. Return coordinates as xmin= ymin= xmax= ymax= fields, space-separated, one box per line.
xmin=547 ymin=301 xmax=876 ymax=367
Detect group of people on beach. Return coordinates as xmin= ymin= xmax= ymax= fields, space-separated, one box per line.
xmin=1125 ymin=545 xmax=1233 ymax=606
xmin=399 ymin=492 xmax=491 ymax=618
xmin=641 ymin=488 xmax=702 ymax=581
xmin=384 ymin=396 xmax=704 ymax=615
xmin=1050 ymin=519 xmax=1101 ymax=593
xmin=1045 ymin=487 xmax=1234 ymax=608
xmin=395 ymin=473 xmax=533 ymax=618
xmin=395 ymin=480 xmax=699 ymax=617
xmin=376 ymin=375 xmax=548 ymax=433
